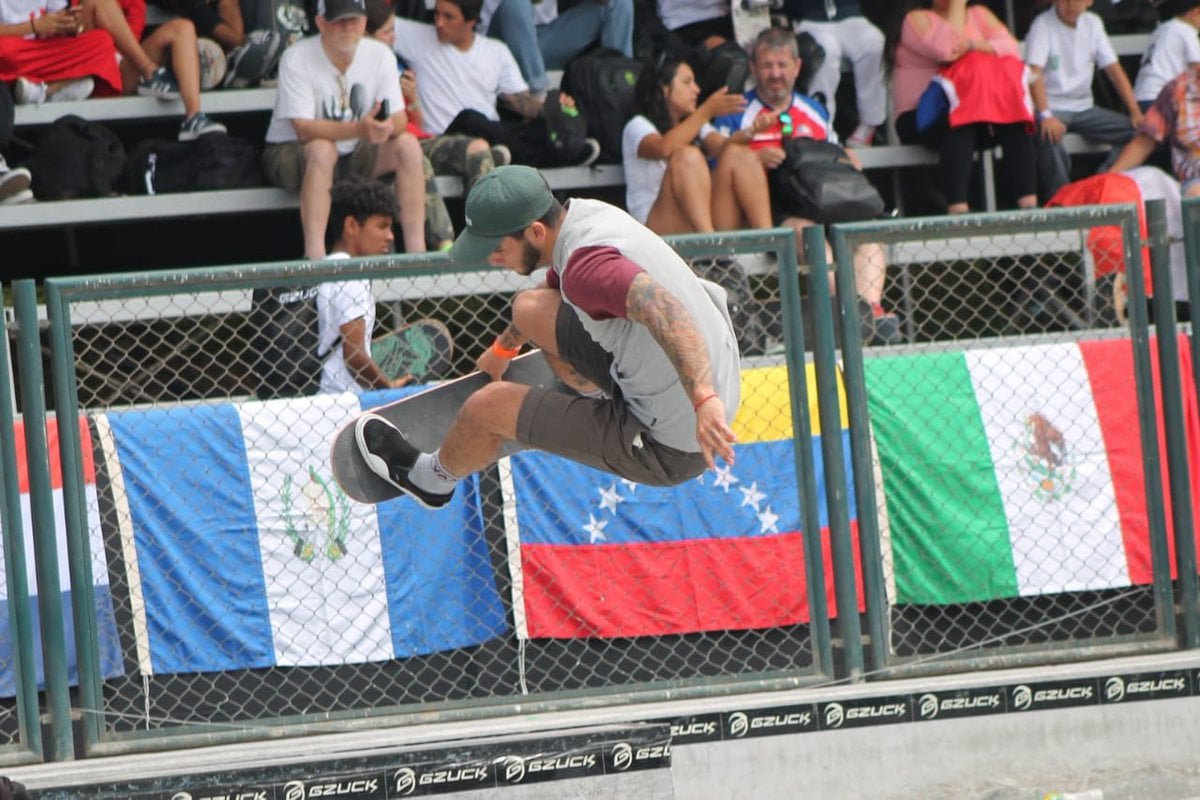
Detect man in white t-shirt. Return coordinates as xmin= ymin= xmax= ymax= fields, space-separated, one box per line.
xmin=478 ymin=0 xmax=633 ymax=95
xmin=264 ymin=0 xmax=426 ymax=259
xmin=392 ymin=0 xmax=599 ymax=167
xmin=1026 ymin=0 xmax=1143 ymax=201
xmin=318 ymin=180 xmax=416 ymax=394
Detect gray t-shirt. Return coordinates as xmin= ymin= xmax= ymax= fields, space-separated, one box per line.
xmin=549 ymin=199 xmax=741 ymax=452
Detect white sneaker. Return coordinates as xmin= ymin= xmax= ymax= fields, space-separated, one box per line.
xmin=14 ymin=77 xmax=47 ymax=105
xmin=48 ymin=77 xmax=94 ymax=102
xmin=0 ymin=167 xmax=32 ymax=203
xmin=0 ymin=188 xmax=34 ymax=206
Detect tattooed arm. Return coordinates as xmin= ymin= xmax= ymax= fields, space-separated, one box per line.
xmin=499 ymin=91 xmax=544 ymax=120
xmin=624 ymin=273 xmax=737 ymax=468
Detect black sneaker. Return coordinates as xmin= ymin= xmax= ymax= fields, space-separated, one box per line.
xmin=354 ymin=413 xmax=453 ymax=509
xmin=224 ymin=29 xmax=283 ymax=89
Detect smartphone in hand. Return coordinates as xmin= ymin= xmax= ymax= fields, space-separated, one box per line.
xmin=374 ymin=99 xmax=390 ymax=121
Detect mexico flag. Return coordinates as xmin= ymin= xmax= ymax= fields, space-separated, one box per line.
xmin=864 ymin=337 xmax=1200 ymax=605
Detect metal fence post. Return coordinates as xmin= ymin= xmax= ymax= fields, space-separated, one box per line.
xmin=773 ymin=229 xmax=836 ymax=678
xmin=828 ymin=226 xmax=890 ymax=674
xmin=802 ymin=225 xmax=864 ymax=682
xmin=1123 ymin=210 xmax=1179 ymax=640
xmin=0 ymin=297 xmax=42 ymax=760
xmin=44 ymin=282 xmax=103 ymax=746
xmin=12 ymin=280 xmax=74 ymax=760
xmin=1145 ymin=199 xmax=1199 ymax=647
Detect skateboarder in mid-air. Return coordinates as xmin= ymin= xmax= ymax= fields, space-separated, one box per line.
xmin=355 ymin=165 xmax=742 ymax=508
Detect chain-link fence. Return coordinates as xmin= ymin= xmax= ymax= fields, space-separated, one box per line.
xmin=8 ymin=206 xmax=1198 ymax=760
xmin=20 ymin=229 xmax=845 ymax=755
xmin=827 ymin=205 xmax=1180 ymax=677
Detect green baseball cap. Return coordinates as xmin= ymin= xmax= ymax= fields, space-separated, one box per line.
xmin=448 ymin=165 xmax=554 ymax=265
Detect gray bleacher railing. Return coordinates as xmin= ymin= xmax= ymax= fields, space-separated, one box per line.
xmin=826 ymin=204 xmax=1182 ymax=678
xmin=25 ymin=228 xmax=842 ymax=758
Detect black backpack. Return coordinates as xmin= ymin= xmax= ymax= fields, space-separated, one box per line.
xmin=562 ymin=47 xmax=642 ymax=164
xmin=29 ymin=115 xmax=126 ymax=200
xmin=542 ymin=89 xmax=590 ymax=166
xmin=249 ymin=285 xmax=339 ymax=399
xmin=125 ymin=133 xmax=263 ymax=195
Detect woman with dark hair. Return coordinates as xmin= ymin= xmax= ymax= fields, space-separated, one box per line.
xmin=620 ymin=53 xmax=772 ymax=234
xmin=884 ymin=0 xmax=1037 ymax=213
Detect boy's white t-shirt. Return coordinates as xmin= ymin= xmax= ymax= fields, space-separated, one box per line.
xmin=620 ymin=114 xmax=715 ymax=225
xmin=317 ymin=257 xmax=376 ymax=395
xmin=266 ymin=36 xmax=405 ymax=154
xmin=1024 ymin=8 xmax=1118 ymax=113
xmin=392 ymin=18 xmax=528 ymax=135
xmin=1135 ymin=18 xmax=1200 ymax=103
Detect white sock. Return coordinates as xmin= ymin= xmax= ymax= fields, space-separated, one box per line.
xmin=409 ymin=450 xmax=460 ymax=494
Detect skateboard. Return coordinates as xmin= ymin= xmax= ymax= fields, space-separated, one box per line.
xmin=731 ymin=0 xmax=777 ymax=53
xmin=372 ymin=318 xmax=455 ymax=385
xmin=330 ymin=350 xmax=563 ymax=504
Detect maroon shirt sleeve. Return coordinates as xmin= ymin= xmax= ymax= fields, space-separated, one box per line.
xmin=558 ymin=245 xmax=645 ymax=320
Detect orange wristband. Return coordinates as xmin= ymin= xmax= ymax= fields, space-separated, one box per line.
xmin=693 ymin=393 xmax=719 ymax=412
xmin=491 ymin=339 xmax=520 ymax=359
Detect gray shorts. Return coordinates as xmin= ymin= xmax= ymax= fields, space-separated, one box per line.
xmin=262 ymin=140 xmax=380 ymax=192
xmin=514 ymin=304 xmax=707 ymax=487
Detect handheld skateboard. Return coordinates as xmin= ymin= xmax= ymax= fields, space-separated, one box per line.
xmin=372 ymin=318 xmax=455 ymax=385
xmin=330 ymin=350 xmax=563 ymax=504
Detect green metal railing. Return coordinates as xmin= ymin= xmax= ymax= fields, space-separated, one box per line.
xmin=4 ymin=204 xmax=1200 ymax=760
xmin=28 ymin=228 xmax=838 ymax=757
xmin=827 ymin=205 xmax=1180 ymax=677
xmin=0 ymin=296 xmax=43 ymax=765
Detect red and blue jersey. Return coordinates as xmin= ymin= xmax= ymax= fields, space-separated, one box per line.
xmin=712 ymin=88 xmax=835 ymax=147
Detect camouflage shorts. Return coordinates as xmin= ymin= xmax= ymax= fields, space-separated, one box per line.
xmin=262 ymin=140 xmax=379 ymax=192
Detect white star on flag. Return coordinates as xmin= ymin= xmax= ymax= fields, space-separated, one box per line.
xmin=583 ymin=514 xmax=608 ymax=543
xmin=757 ymin=506 xmax=780 ymax=534
xmin=740 ymin=482 xmax=766 ymax=511
xmin=712 ymin=464 xmax=739 ymax=492
xmin=598 ymin=484 xmax=623 ymax=514
xmin=620 ymin=478 xmax=639 ymax=493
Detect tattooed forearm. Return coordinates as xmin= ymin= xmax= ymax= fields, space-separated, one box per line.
xmin=625 ymin=273 xmax=713 ymax=398
xmin=500 ymin=92 xmax=543 ymax=120
xmin=498 ymin=323 xmax=524 ymax=350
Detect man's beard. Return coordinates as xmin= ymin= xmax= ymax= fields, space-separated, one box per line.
xmin=517 ymin=238 xmax=540 ymax=276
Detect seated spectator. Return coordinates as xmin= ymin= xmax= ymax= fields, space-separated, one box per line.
xmin=1026 ymin=0 xmax=1141 ymax=203
xmin=1133 ymin=0 xmax=1200 ymax=112
xmin=263 ymin=0 xmax=427 ymax=259
xmin=622 ymin=54 xmax=771 ymax=234
xmin=787 ymin=0 xmax=887 ymax=147
xmin=367 ymin=0 xmax=507 ymax=250
xmin=885 ymin=0 xmax=1037 ymax=214
xmin=318 ymin=179 xmax=416 ymax=393
xmin=391 ymin=0 xmax=600 ymax=169
xmin=478 ymin=0 xmax=633 ymax=96
xmin=713 ymin=27 xmax=896 ymax=342
xmin=143 ymin=0 xmax=289 ymax=89
xmin=85 ymin=0 xmax=227 ymax=139
xmin=1 ymin=1 xmax=122 ymax=104
xmin=1107 ymin=62 xmax=1200 ymax=197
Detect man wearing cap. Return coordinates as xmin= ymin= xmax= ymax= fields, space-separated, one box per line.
xmin=263 ymin=0 xmax=427 ymax=259
xmin=354 ymin=164 xmax=741 ymax=509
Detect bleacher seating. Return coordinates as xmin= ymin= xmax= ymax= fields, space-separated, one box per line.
xmin=1 ymin=32 xmax=1147 ymax=235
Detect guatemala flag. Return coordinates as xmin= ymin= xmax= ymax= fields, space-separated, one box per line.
xmin=99 ymin=391 xmax=506 ymax=676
